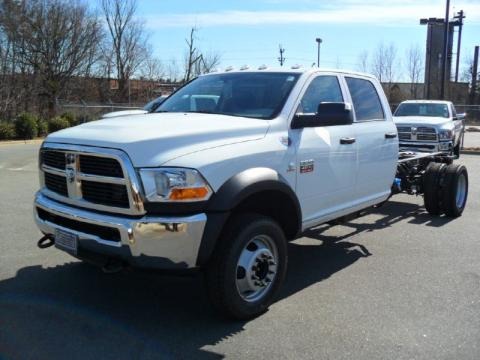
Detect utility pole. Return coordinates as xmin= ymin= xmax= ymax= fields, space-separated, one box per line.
xmin=454 ymin=10 xmax=465 ymax=82
xmin=470 ymin=46 xmax=479 ymax=104
xmin=316 ymin=38 xmax=322 ymax=67
xmin=278 ymin=45 xmax=286 ymax=66
xmin=440 ymin=0 xmax=450 ymax=99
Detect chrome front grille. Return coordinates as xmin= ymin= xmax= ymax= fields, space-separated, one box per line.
xmin=39 ymin=143 xmax=144 ymax=215
xmin=395 ymin=125 xmax=437 ymax=142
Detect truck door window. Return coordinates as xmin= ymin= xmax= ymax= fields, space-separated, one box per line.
xmin=345 ymin=77 xmax=385 ymax=121
xmin=296 ymin=75 xmax=343 ymax=115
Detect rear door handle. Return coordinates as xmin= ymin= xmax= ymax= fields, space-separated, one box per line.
xmin=340 ymin=137 xmax=356 ymax=144
xmin=385 ymin=132 xmax=397 ymax=139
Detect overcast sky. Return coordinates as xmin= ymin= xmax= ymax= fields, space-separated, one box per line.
xmin=133 ymin=0 xmax=480 ymax=80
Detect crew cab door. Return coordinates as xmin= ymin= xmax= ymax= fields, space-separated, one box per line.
xmin=290 ymin=74 xmax=357 ymax=226
xmin=343 ymin=76 xmax=398 ymax=203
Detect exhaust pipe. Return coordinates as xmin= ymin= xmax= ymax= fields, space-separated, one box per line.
xmin=37 ymin=234 xmax=55 ymax=249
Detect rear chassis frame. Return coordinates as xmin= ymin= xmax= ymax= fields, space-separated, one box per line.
xmin=393 ymin=151 xmax=454 ymax=196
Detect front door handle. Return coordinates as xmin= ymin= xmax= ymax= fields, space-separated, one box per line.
xmin=340 ymin=137 xmax=356 ymax=144
xmin=385 ymin=132 xmax=397 ymax=139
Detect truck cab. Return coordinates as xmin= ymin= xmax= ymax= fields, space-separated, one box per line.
xmin=36 ymin=68 xmax=462 ymax=319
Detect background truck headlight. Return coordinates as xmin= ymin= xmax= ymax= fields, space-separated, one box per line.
xmin=438 ymin=130 xmax=453 ymax=140
xmin=140 ymin=168 xmax=212 ymax=202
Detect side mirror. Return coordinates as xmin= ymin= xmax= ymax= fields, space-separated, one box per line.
xmin=456 ymin=113 xmax=466 ymax=120
xmin=291 ymin=102 xmax=353 ymax=129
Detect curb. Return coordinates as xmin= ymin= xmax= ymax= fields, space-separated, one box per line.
xmin=461 ymin=149 xmax=480 ymax=155
xmin=0 ymin=139 xmax=44 ymax=146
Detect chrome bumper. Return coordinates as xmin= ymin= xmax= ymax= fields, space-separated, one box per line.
xmin=34 ymin=192 xmax=207 ymax=269
xmin=399 ymin=141 xmax=453 ymax=153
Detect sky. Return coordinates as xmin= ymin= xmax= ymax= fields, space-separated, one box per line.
xmin=129 ymin=0 xmax=480 ymax=80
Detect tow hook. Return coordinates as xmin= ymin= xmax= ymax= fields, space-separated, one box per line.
xmin=37 ymin=234 xmax=55 ymax=249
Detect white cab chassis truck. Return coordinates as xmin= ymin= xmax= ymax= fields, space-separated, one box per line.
xmin=393 ymin=100 xmax=465 ymax=157
xmin=34 ymin=68 xmax=469 ymax=319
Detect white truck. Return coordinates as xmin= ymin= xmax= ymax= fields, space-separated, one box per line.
xmin=34 ymin=68 xmax=469 ymax=319
xmin=393 ymin=100 xmax=465 ymax=157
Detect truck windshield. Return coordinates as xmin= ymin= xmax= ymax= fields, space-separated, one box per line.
xmin=394 ymin=103 xmax=449 ymax=118
xmin=155 ymin=72 xmax=300 ymax=119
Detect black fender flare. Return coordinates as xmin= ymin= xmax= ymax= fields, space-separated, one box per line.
xmin=207 ymin=167 xmax=301 ymax=216
xmin=197 ymin=168 xmax=301 ymax=266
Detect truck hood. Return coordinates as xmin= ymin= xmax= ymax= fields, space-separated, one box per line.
xmin=101 ymin=109 xmax=148 ymax=119
xmin=46 ymin=113 xmax=269 ymax=167
xmin=393 ymin=116 xmax=451 ymax=127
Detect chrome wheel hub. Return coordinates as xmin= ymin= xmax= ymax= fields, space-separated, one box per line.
xmin=236 ymin=235 xmax=278 ymax=302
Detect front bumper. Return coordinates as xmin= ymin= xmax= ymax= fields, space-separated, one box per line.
xmin=34 ymin=192 xmax=207 ymax=269
xmin=399 ymin=141 xmax=453 ymax=153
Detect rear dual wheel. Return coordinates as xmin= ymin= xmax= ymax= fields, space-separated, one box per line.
xmin=423 ymin=163 xmax=468 ymax=217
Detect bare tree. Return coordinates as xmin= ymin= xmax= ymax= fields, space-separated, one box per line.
xmin=200 ymin=51 xmax=221 ymax=74
xmin=139 ymin=57 xmax=164 ymax=99
xmin=371 ymin=42 xmax=399 ymax=101
xmin=183 ymin=27 xmax=221 ymax=82
xmin=101 ymin=0 xmax=150 ymax=101
xmin=356 ymin=50 xmax=369 ymax=73
xmin=1 ymin=0 xmax=103 ymax=117
xmin=405 ymin=44 xmax=423 ymax=99
xmin=183 ymin=27 xmax=202 ymax=82
xmin=165 ymin=57 xmax=180 ymax=82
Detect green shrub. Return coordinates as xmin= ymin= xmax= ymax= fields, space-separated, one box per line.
xmin=48 ymin=116 xmax=71 ymax=133
xmin=15 ymin=112 xmax=38 ymax=139
xmin=0 ymin=122 xmax=16 ymax=140
xmin=37 ymin=119 xmax=49 ymax=136
xmin=60 ymin=112 xmax=77 ymax=125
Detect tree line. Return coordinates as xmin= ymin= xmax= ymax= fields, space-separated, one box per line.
xmin=0 ymin=0 xmax=220 ymax=121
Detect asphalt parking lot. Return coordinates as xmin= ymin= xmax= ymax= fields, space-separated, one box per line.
xmin=1 ymin=143 xmax=479 ymax=360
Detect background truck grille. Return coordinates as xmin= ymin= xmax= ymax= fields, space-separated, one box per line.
xmin=44 ymin=172 xmax=68 ymax=196
xmin=40 ymin=147 xmax=143 ymax=215
xmin=395 ymin=126 xmax=437 ymax=142
xmin=82 ymin=180 xmax=129 ymax=208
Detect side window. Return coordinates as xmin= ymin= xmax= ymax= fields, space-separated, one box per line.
xmin=345 ymin=77 xmax=385 ymax=121
xmin=451 ymin=105 xmax=457 ymax=118
xmin=297 ymin=76 xmax=343 ymax=114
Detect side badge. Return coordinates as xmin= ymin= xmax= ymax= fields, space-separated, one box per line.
xmin=300 ymin=159 xmax=314 ymax=173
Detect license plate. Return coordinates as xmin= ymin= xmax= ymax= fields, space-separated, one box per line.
xmin=55 ymin=229 xmax=78 ymax=255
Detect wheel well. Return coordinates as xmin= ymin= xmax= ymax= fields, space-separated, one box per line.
xmin=232 ymin=190 xmax=300 ymax=240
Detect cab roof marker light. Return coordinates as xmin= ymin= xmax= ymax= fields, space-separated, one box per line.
xmin=258 ymin=65 xmax=268 ymax=70
xmin=291 ymin=64 xmax=303 ymax=69
xmin=240 ymin=65 xmax=250 ymax=71
xmin=225 ymin=66 xmax=234 ymax=72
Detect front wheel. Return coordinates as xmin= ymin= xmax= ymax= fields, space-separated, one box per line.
xmin=205 ymin=213 xmax=288 ymax=320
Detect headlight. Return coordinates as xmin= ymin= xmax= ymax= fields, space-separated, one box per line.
xmin=438 ymin=129 xmax=453 ymax=140
xmin=139 ymin=168 xmax=212 ymax=202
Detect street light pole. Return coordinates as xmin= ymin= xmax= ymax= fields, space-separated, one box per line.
xmin=316 ymin=38 xmax=322 ymax=67
xmin=440 ymin=0 xmax=450 ymax=99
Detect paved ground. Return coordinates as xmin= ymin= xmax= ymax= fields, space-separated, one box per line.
xmin=464 ymin=130 xmax=480 ymax=149
xmin=1 ymin=143 xmax=479 ymax=359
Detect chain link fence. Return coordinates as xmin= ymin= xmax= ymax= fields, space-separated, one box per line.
xmin=57 ymin=100 xmax=144 ymax=122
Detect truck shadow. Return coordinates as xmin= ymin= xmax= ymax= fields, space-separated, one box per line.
xmin=0 ymin=200 xmax=453 ymax=359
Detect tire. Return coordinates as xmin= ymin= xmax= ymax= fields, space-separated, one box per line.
xmin=205 ymin=213 xmax=288 ymax=320
xmin=453 ymin=143 xmax=460 ymax=158
xmin=442 ymin=164 xmax=468 ymax=217
xmin=423 ymin=162 xmax=446 ymax=215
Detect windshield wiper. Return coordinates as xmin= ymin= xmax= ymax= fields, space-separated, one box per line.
xmin=184 ymin=110 xmax=216 ymax=114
